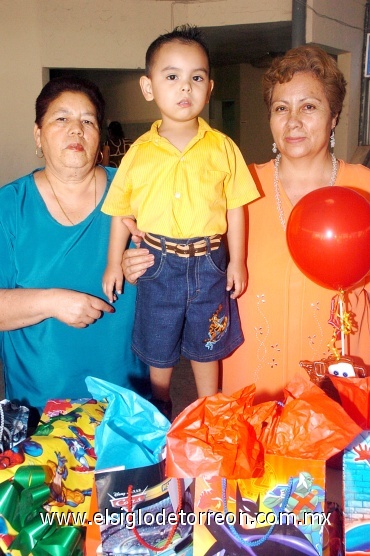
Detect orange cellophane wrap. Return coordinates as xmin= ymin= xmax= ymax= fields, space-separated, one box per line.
xmin=329 ymin=375 xmax=370 ymax=429
xmin=166 ymin=376 xmax=362 ymax=480
xmin=263 ymin=375 xmax=362 ymax=459
xmin=166 ymin=385 xmax=265 ymax=479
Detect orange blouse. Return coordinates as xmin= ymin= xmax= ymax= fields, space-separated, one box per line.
xmin=222 ymin=159 xmax=370 ymax=402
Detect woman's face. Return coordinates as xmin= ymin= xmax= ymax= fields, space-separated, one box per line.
xmin=34 ymin=91 xmax=100 ymax=174
xmin=269 ymin=72 xmax=337 ymax=161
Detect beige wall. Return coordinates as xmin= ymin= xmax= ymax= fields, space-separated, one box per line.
xmin=239 ymin=64 xmax=272 ymax=165
xmin=0 ymin=1 xmax=43 ymax=184
xmin=0 ymin=0 xmax=367 ymax=185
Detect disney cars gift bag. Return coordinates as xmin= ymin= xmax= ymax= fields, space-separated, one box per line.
xmin=87 ymin=377 xmax=194 ymax=555
xmin=95 ymin=461 xmax=193 ymax=555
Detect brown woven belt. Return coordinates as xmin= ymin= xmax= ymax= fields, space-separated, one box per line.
xmin=144 ymin=233 xmax=223 ymax=257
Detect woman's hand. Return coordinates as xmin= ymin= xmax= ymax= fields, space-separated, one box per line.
xmin=120 ymin=217 xmax=154 ymax=283
xmin=0 ymin=288 xmax=114 ymax=331
xmin=122 ymin=248 xmax=154 ymax=284
xmin=51 ymin=289 xmax=114 ymax=327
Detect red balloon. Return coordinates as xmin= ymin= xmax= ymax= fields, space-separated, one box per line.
xmin=286 ymin=186 xmax=370 ymax=290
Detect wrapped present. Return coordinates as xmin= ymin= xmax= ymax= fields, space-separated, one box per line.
xmin=0 ymin=465 xmax=84 ymax=555
xmin=0 ymin=397 xmax=106 ymax=520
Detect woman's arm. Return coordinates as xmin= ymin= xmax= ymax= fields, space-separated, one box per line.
xmin=226 ymin=206 xmax=247 ymax=299
xmin=0 ymin=288 xmax=114 ymax=331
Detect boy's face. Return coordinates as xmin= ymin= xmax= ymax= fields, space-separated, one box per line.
xmin=140 ymin=40 xmax=214 ymax=125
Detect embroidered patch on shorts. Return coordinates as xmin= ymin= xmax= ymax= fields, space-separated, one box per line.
xmin=204 ymin=304 xmax=229 ymax=350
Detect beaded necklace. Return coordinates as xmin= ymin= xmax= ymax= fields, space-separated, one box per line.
xmin=273 ymin=152 xmax=338 ymax=230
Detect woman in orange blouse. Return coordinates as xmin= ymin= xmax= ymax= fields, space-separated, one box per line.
xmin=222 ymin=45 xmax=370 ymax=401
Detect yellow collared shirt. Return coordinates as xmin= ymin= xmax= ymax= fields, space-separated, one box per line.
xmin=102 ymin=118 xmax=259 ymax=238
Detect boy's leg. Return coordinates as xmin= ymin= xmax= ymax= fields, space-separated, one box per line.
xmin=190 ymin=360 xmax=219 ymax=397
xmin=150 ymin=366 xmax=173 ymax=401
xmin=150 ymin=366 xmax=173 ymax=420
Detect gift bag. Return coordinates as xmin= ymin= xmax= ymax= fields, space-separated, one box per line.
xmin=166 ymin=384 xmax=265 ymax=479
xmin=194 ymin=455 xmax=327 ymax=556
xmin=87 ymin=376 xmax=193 ymax=555
xmin=95 ymin=461 xmax=193 ymax=555
xmin=330 ymin=375 xmax=370 ymax=429
xmin=168 ymin=376 xmax=361 ymax=556
xmin=330 ymin=376 xmax=370 ymax=553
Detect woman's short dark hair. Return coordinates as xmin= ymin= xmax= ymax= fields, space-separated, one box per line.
xmin=262 ymin=45 xmax=347 ymax=123
xmin=35 ymin=76 xmax=105 ymax=130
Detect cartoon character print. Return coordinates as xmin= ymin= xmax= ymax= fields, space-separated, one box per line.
xmin=204 ymin=304 xmax=229 ymax=350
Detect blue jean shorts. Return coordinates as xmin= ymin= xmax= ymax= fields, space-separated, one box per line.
xmin=131 ymin=234 xmax=244 ymax=368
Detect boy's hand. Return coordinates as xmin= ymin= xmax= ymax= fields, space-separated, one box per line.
xmin=226 ymin=261 xmax=247 ymax=299
xmin=122 ymin=217 xmax=145 ymax=248
xmin=102 ymin=263 xmax=124 ymax=303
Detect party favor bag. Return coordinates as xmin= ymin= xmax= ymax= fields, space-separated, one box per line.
xmin=87 ymin=377 xmax=193 ymax=556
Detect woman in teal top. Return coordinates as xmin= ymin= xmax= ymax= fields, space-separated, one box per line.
xmin=0 ymin=76 xmax=149 ymax=414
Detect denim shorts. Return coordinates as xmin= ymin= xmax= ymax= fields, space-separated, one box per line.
xmin=131 ymin=234 xmax=244 ymax=368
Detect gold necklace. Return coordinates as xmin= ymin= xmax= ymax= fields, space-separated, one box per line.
xmin=44 ymin=170 xmax=97 ymax=226
xmin=273 ymin=152 xmax=338 ymax=230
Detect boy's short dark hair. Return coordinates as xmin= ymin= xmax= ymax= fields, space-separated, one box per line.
xmin=145 ymin=24 xmax=211 ymax=76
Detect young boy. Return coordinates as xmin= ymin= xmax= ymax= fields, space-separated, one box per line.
xmin=102 ymin=25 xmax=259 ymax=419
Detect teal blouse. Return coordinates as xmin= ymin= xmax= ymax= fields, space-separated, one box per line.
xmin=0 ymin=166 xmax=149 ymax=412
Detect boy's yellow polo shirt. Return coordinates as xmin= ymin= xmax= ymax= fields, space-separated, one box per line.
xmin=102 ymin=118 xmax=259 ymax=239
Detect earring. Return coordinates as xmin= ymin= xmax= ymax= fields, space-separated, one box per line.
xmin=272 ymin=142 xmax=278 ymax=154
xmin=96 ymin=150 xmax=103 ymax=165
xmin=330 ymin=129 xmax=335 ymax=150
xmin=36 ymin=146 xmax=44 ymax=159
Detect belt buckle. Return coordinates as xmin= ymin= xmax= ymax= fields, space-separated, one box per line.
xmin=174 ymin=242 xmax=195 ymax=257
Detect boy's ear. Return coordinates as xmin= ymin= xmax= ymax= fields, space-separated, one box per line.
xmin=140 ymin=76 xmax=154 ymax=101
xmin=206 ymin=79 xmax=215 ymax=103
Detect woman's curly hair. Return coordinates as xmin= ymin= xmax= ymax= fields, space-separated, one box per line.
xmin=263 ymin=45 xmax=347 ymax=123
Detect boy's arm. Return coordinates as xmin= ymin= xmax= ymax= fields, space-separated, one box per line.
xmin=102 ymin=216 xmax=132 ymax=302
xmin=226 ymin=206 xmax=247 ymax=299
